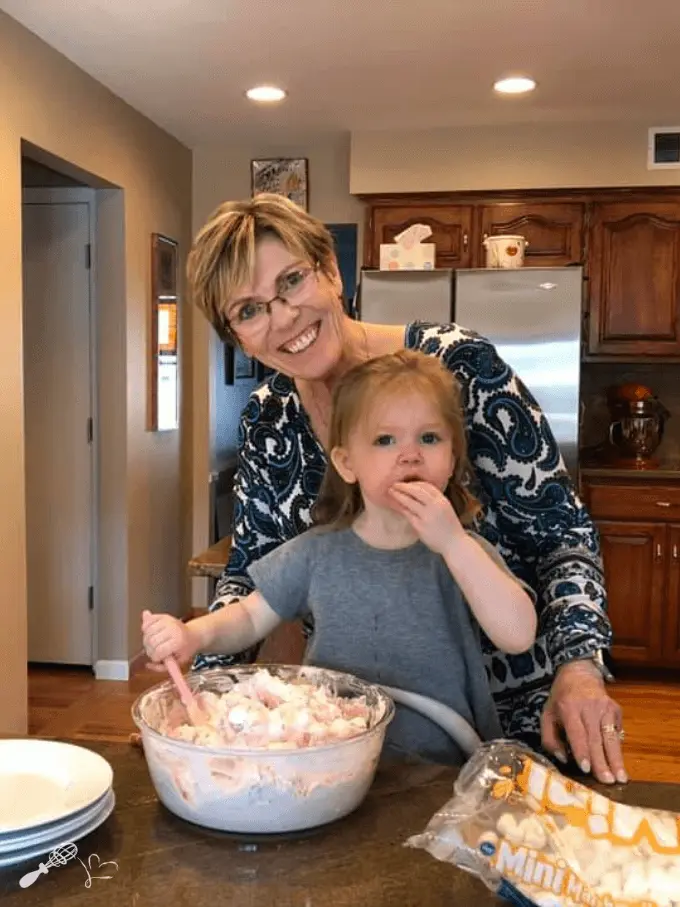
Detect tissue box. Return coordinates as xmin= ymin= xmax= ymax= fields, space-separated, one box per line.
xmin=379 ymin=242 xmax=436 ymax=271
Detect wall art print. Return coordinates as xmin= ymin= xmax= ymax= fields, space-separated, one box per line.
xmin=150 ymin=233 xmax=179 ymax=432
xmin=251 ymin=157 xmax=308 ymax=210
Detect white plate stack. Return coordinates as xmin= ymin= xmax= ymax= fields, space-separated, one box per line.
xmin=0 ymin=739 xmax=115 ymax=869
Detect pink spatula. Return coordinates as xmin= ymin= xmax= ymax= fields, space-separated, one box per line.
xmin=164 ymin=655 xmax=204 ymax=724
xmin=142 ymin=609 xmax=205 ymax=725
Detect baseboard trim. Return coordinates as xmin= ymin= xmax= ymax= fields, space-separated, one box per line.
xmin=94 ymin=659 xmax=130 ymax=681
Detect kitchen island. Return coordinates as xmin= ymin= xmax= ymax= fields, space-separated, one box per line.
xmin=2 ymin=738 xmax=680 ymax=905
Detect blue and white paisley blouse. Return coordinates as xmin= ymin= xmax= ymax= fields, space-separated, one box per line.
xmin=195 ymin=322 xmax=612 ymax=748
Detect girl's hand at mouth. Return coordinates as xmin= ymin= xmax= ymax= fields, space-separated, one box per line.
xmin=388 ymin=481 xmax=465 ymax=555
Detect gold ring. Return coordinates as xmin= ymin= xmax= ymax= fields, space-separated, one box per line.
xmin=602 ymin=723 xmax=625 ymax=741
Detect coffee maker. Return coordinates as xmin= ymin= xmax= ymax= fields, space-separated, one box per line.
xmin=606 ymin=384 xmax=670 ymax=468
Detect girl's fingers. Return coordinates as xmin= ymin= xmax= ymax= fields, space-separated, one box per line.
xmin=144 ymin=630 xmax=186 ymax=665
xmin=143 ymin=613 xmax=167 ymax=632
xmin=389 ymin=487 xmax=427 ymax=508
xmin=388 ymin=490 xmax=423 ymax=517
xmin=144 ymin=618 xmax=182 ymax=646
xmin=144 ymin=629 xmax=174 ymax=651
xmin=391 ymin=481 xmax=434 ymax=502
xmin=151 ymin=640 xmax=180 ymax=663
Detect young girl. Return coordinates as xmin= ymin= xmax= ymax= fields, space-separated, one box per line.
xmin=143 ymin=350 xmax=537 ymax=764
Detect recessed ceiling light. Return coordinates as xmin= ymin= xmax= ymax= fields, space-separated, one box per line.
xmin=493 ymin=76 xmax=536 ymax=95
xmin=246 ymin=85 xmax=287 ymax=103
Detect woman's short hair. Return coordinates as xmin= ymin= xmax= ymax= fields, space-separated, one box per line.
xmin=187 ymin=193 xmax=336 ymax=342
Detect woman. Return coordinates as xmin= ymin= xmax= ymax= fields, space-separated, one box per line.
xmin=186 ymin=192 xmax=626 ymax=785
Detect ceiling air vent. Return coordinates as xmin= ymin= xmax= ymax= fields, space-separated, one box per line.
xmin=648 ymin=127 xmax=680 ymax=169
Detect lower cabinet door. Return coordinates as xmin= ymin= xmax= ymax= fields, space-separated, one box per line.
xmin=598 ymin=521 xmax=666 ymax=664
xmin=662 ymin=525 xmax=680 ymax=664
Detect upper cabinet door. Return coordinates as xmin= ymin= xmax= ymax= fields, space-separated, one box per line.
xmin=478 ymin=203 xmax=585 ymax=268
xmin=366 ymin=205 xmax=473 ymax=270
xmin=588 ymin=201 xmax=680 ymax=356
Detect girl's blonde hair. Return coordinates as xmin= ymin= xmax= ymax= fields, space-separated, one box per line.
xmin=313 ymin=349 xmax=481 ymax=530
xmin=186 ymin=193 xmax=337 ymax=343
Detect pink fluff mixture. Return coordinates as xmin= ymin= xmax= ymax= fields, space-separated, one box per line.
xmin=162 ymin=669 xmax=373 ymax=750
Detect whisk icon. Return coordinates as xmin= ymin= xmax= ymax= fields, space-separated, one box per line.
xmin=19 ymin=842 xmax=78 ymax=888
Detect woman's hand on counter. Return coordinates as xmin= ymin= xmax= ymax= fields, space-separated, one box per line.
xmin=541 ymin=659 xmax=628 ymax=785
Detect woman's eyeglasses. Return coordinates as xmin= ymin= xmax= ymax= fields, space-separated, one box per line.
xmin=227 ymin=265 xmax=319 ymax=336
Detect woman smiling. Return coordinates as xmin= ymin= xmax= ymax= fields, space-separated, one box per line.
xmin=186 ymin=193 xmax=626 ymax=786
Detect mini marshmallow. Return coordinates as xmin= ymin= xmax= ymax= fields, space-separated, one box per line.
xmin=496 ymin=812 xmax=524 ymax=844
xmin=521 ymin=816 xmax=548 ymax=850
xmin=157 ymin=669 xmax=374 ymax=750
xmin=595 ymin=869 xmax=624 ymax=899
xmin=621 ymin=860 xmax=651 ymax=899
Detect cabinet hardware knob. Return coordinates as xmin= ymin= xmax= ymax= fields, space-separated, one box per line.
xmin=656 ymin=543 xmax=664 ymax=560
xmin=463 ymin=233 xmax=469 ymax=251
xmin=655 ymin=501 xmax=671 ymax=507
xmin=674 ymin=544 xmax=679 ymax=560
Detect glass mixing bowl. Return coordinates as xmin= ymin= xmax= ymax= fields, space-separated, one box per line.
xmin=132 ymin=664 xmax=395 ymax=834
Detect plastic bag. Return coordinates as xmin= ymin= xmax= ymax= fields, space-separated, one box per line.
xmin=406 ymin=740 xmax=680 ymax=907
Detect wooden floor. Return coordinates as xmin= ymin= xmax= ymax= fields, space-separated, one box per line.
xmin=27 ymin=664 xmax=680 ymax=784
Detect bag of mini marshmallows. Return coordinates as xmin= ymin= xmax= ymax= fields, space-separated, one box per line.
xmin=406 ymin=741 xmax=680 ymax=907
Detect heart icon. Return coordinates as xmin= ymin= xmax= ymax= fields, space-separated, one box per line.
xmin=87 ymin=853 xmax=118 ymax=878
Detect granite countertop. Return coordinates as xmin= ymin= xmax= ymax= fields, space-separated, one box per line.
xmin=580 ymin=465 xmax=680 ymax=480
xmin=2 ymin=740 xmax=680 ymax=906
xmin=580 ymin=456 xmax=680 ymax=480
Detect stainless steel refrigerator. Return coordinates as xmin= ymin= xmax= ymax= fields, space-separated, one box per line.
xmin=355 ymin=267 xmax=583 ymax=479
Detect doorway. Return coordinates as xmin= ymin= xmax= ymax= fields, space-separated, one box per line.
xmin=22 ymin=182 xmax=97 ymax=666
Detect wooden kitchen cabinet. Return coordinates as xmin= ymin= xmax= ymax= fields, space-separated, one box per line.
xmin=477 ymin=202 xmax=584 ymax=268
xmin=362 ymin=189 xmax=680 ymax=360
xmin=366 ymin=204 xmax=473 ymax=270
xmin=582 ymin=477 xmax=680 ymax=668
xmin=595 ymin=520 xmax=665 ymax=663
xmin=587 ymin=201 xmax=680 ymax=356
xmin=364 ymin=199 xmax=582 ymax=271
xmin=667 ymin=524 xmax=680 ymax=661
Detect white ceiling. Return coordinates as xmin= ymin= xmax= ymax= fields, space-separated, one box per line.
xmin=2 ymin=0 xmax=680 ymax=147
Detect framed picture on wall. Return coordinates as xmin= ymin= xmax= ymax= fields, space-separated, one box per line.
xmin=149 ymin=233 xmax=179 ymax=431
xmin=224 ymin=345 xmax=256 ymax=385
xmin=251 ymin=158 xmax=308 ymax=210
xmin=235 ymin=348 xmax=255 ymax=379
xmin=155 ymin=235 xmax=178 ymax=297
xmin=326 ymin=223 xmax=358 ymax=312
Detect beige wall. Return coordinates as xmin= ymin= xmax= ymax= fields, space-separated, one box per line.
xmin=350 ymin=122 xmax=680 ymax=194
xmin=193 ymin=132 xmax=362 ymax=232
xmin=0 ymin=11 xmax=192 ymax=732
xmin=190 ymin=133 xmax=363 ymax=604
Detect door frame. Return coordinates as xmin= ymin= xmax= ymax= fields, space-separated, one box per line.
xmin=22 ymin=187 xmax=99 ymax=667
